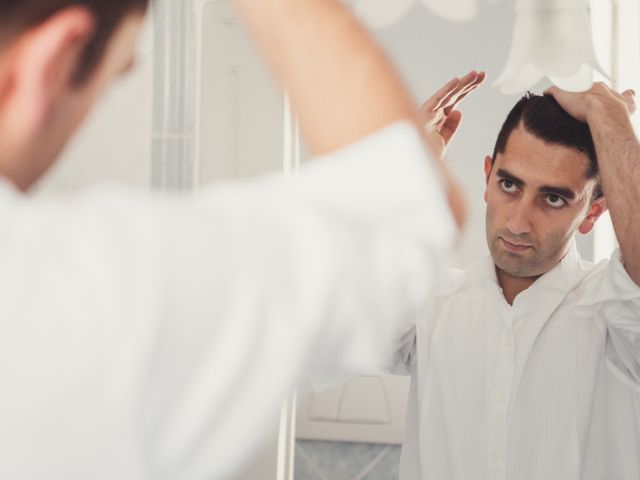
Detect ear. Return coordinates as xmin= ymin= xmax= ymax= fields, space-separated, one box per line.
xmin=7 ymin=7 xmax=95 ymax=134
xmin=578 ymin=196 xmax=608 ymax=235
xmin=483 ymin=155 xmax=493 ymax=180
xmin=483 ymin=155 xmax=492 ymax=202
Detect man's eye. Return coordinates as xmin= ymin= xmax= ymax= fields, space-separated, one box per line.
xmin=545 ymin=194 xmax=566 ymax=208
xmin=499 ymin=179 xmax=518 ymax=193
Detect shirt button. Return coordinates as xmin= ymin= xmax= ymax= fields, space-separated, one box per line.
xmin=496 ymin=393 xmax=505 ymax=404
xmin=489 ymin=451 xmax=499 ymax=462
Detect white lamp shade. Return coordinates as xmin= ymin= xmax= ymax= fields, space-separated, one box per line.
xmin=352 ymin=0 xmax=416 ymax=29
xmin=420 ymin=0 xmax=478 ymax=22
xmin=353 ymin=0 xmax=478 ymax=29
xmin=495 ymin=0 xmax=608 ymax=94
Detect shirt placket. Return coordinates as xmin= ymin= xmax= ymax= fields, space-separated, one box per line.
xmin=486 ymin=305 xmax=517 ymax=480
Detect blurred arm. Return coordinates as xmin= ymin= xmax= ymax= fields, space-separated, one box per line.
xmin=233 ymin=0 xmax=466 ymax=226
xmin=233 ymin=0 xmax=416 ymax=155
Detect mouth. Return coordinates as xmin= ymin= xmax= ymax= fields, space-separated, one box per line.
xmin=500 ymin=237 xmax=533 ymax=253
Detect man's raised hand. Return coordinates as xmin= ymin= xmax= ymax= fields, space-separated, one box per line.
xmin=544 ymin=83 xmax=636 ymax=124
xmin=419 ymin=70 xmax=486 ymax=159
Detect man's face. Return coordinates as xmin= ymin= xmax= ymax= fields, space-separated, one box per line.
xmin=485 ymin=125 xmax=598 ymax=278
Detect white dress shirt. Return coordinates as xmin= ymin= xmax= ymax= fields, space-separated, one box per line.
xmin=397 ymin=242 xmax=640 ymax=480
xmin=0 ymin=122 xmax=455 ymax=479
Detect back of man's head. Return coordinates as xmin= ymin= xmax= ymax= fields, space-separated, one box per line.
xmin=492 ymin=93 xmax=602 ymax=199
xmin=0 ymin=0 xmax=149 ymax=83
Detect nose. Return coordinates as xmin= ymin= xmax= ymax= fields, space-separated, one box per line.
xmin=505 ymin=200 xmax=532 ymax=236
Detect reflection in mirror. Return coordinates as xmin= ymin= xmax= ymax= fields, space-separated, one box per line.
xmin=292 ymin=1 xmax=639 ymax=480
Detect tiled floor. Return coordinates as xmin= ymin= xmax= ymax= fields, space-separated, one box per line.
xmin=294 ymin=441 xmax=401 ymax=480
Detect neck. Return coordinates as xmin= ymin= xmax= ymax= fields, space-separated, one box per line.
xmin=495 ymin=267 xmax=539 ymax=305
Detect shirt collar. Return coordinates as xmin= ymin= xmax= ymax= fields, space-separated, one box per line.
xmin=444 ymin=239 xmax=583 ymax=297
xmin=575 ymin=248 xmax=640 ymax=306
xmin=533 ymin=240 xmax=581 ymax=292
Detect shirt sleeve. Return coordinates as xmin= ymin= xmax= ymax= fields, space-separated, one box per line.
xmin=592 ymin=250 xmax=640 ymax=388
xmin=0 ymin=122 xmax=454 ymax=479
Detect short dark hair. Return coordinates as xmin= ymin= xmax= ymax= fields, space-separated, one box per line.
xmin=0 ymin=0 xmax=149 ymax=83
xmin=492 ymin=92 xmax=602 ymax=200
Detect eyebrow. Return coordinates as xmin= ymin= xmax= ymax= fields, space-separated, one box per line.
xmin=495 ymin=168 xmax=576 ymax=201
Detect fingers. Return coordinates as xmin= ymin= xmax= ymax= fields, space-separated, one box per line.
xmin=421 ymin=70 xmax=485 ymax=130
xmin=543 ymin=86 xmax=563 ymax=101
xmin=419 ymin=76 xmax=461 ymax=126
xmin=546 ymin=84 xmax=636 ymax=116
xmin=439 ymin=110 xmax=463 ymax=145
xmin=544 ymin=85 xmax=566 ymax=98
xmin=424 ymin=77 xmax=461 ymax=112
xmin=622 ymin=89 xmax=637 ymax=114
xmin=423 ymin=70 xmax=485 ymax=115
xmin=445 ymin=71 xmax=486 ymax=114
xmin=460 ymin=70 xmax=486 ymax=93
xmin=438 ymin=70 xmax=479 ymax=110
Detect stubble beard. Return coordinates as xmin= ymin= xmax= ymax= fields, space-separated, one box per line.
xmin=488 ymin=231 xmax=546 ymax=278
